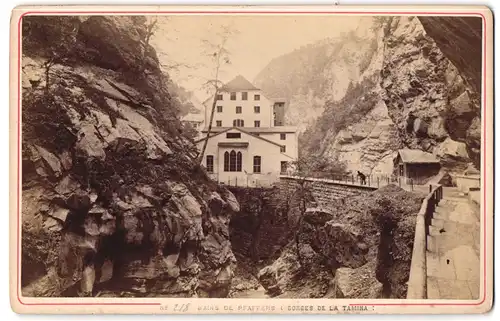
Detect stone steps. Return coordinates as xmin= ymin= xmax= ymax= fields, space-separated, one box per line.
xmin=424 ymin=187 xmax=480 ymax=300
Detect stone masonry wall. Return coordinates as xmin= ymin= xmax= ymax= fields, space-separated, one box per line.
xmin=279 ymin=176 xmax=377 ymax=209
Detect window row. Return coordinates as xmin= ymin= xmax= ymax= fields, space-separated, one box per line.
xmin=216 ymin=106 xmax=260 ymax=113
xmin=205 ymin=152 xmax=261 ymax=173
xmin=223 ymin=133 xmax=287 ymax=142
xmin=216 ymin=92 xmax=260 ymax=101
xmin=215 ymin=120 xmax=262 ymax=127
xmin=205 ymin=154 xmax=288 ymax=174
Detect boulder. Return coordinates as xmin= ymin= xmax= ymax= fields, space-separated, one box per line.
xmin=257 ymin=245 xmax=301 ymax=297
xmin=75 ymin=123 xmax=107 ymax=159
xmin=78 ymin=16 xmax=158 ymax=72
xmin=311 ymin=222 xmax=369 ymax=269
xmin=54 ymin=175 xmax=81 ymax=196
xmin=303 ymin=207 xmax=334 ymax=225
xmin=427 ymin=117 xmax=448 ymax=140
xmin=33 ymin=145 xmax=63 ymax=177
xmin=334 ymin=263 xmax=382 ymax=298
xmin=220 ymin=189 xmax=240 ymax=212
xmin=450 ymin=91 xmax=473 ymax=115
xmin=463 ymin=164 xmax=480 ymax=176
xmin=21 ymin=56 xmax=45 ymax=89
xmin=337 ymin=130 xmax=353 ymax=144
xmin=58 ymin=150 xmax=73 ymax=171
xmin=257 ymin=265 xmax=283 ymax=296
xmin=434 ymin=137 xmax=469 ymax=161
xmin=412 ymin=118 xmax=428 ymax=136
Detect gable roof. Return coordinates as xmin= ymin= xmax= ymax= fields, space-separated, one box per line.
xmin=219 ymin=75 xmax=259 ymax=92
xmin=397 ymin=149 xmax=440 ymax=164
xmin=195 ymin=126 xmax=283 ymax=148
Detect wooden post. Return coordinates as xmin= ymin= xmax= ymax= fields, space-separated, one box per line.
xmin=351 ymin=175 xmax=354 ymax=184
xmin=377 ymin=177 xmax=380 ymax=188
xmin=429 ymin=184 xmax=432 ymax=193
xmin=236 ymin=177 xmax=238 ymax=187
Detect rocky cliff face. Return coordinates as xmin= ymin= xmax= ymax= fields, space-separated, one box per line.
xmin=380 ymin=16 xmax=481 ymax=171
xmin=254 ymin=18 xmax=380 ymax=133
xmin=296 ymin=23 xmax=402 ymax=175
xmin=256 ymin=16 xmax=482 ymax=175
xmin=416 ymin=16 xmax=483 ymax=168
xmin=21 ymin=16 xmax=239 ymax=298
xmin=256 ymin=185 xmax=423 ymax=298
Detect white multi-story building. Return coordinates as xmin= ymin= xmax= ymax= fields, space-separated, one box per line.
xmin=195 ymin=75 xmax=298 ymax=187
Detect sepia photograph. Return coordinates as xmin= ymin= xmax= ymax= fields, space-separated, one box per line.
xmin=10 ymin=5 xmax=493 ymax=315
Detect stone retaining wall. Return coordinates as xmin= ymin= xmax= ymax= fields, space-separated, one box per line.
xmin=279 ymin=175 xmax=377 ymax=208
xmin=454 ymin=174 xmax=480 ymax=194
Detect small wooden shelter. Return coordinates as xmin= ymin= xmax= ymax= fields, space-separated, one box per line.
xmin=394 ymin=149 xmax=441 ymax=184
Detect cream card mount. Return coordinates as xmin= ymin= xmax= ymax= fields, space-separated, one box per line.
xmin=9 ymin=5 xmax=494 ymax=315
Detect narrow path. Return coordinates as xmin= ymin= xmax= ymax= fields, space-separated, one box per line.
xmin=426 ymin=187 xmax=480 ymax=299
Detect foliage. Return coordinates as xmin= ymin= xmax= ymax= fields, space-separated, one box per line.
xmin=289 ymin=154 xmax=348 ymax=180
xmin=367 ymin=188 xmax=422 ymax=298
xmin=22 ymin=89 xmax=80 ymax=154
xmin=358 ymin=38 xmax=379 ymax=74
xmin=181 ymin=122 xmax=200 ymax=141
xmin=300 ymin=76 xmax=379 ymax=158
xmin=22 ymin=16 xmax=80 ymax=59
xmin=21 ymin=223 xmax=61 ymax=286
xmin=167 ymin=80 xmax=199 ymax=116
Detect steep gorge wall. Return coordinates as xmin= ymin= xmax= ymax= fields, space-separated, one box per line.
xmin=281 ymin=16 xmax=482 ymax=175
xmin=21 ymin=16 xmax=239 ymax=298
xmin=257 ymin=184 xmax=423 ymax=299
xmin=297 ymin=23 xmax=401 ymax=175
xmin=380 ymin=16 xmax=481 ymax=171
xmin=254 ymin=18 xmax=380 ymax=133
xmin=417 ymin=16 xmax=483 ymax=168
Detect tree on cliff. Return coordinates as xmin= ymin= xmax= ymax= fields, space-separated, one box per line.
xmin=143 ymin=16 xmax=158 ymax=48
xmin=22 ymin=16 xmax=80 ymax=94
xmin=197 ymin=25 xmax=236 ymax=163
xmin=279 ymin=157 xmax=316 ymax=268
xmin=299 ymin=77 xmax=379 ymax=159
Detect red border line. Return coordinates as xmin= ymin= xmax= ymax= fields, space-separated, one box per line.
xmin=16 ymin=9 xmax=488 ymax=308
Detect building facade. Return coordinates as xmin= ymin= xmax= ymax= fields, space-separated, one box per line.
xmin=196 ymin=75 xmax=298 ymax=187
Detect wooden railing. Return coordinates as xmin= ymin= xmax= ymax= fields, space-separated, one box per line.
xmin=406 ymin=184 xmax=444 ymax=299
